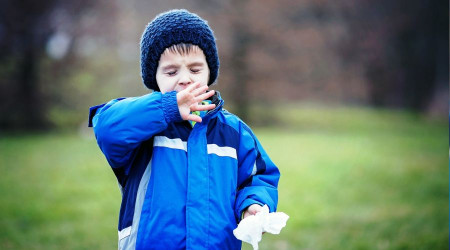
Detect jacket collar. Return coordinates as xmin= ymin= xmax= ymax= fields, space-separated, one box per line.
xmin=204 ymin=91 xmax=224 ymax=119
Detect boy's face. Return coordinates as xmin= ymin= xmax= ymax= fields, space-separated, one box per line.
xmin=156 ymin=45 xmax=210 ymax=94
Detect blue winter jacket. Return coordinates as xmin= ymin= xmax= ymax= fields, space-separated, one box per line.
xmin=89 ymin=91 xmax=280 ymax=250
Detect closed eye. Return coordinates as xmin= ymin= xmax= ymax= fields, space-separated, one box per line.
xmin=166 ymin=70 xmax=177 ymax=76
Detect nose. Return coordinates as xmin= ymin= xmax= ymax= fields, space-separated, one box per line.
xmin=178 ymin=69 xmax=192 ymax=87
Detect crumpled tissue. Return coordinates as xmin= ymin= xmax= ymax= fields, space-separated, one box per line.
xmin=233 ymin=205 xmax=289 ymax=250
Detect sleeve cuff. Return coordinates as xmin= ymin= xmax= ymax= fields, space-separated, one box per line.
xmin=161 ymin=91 xmax=183 ymax=124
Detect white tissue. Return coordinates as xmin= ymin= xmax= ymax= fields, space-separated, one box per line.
xmin=233 ymin=205 xmax=289 ymax=250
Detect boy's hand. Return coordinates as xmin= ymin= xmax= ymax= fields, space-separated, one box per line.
xmin=243 ymin=204 xmax=263 ymax=219
xmin=176 ymin=82 xmax=216 ymax=123
xmin=243 ymin=204 xmax=265 ymax=235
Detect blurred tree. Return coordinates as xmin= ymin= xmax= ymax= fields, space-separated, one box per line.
xmin=228 ymin=0 xmax=252 ymax=121
xmin=3 ymin=0 xmax=446 ymax=131
xmin=0 ymin=0 xmax=58 ymax=129
xmin=338 ymin=0 xmax=448 ymax=111
xmin=0 ymin=0 xmax=116 ymax=130
xmin=189 ymin=0 xmax=253 ymax=122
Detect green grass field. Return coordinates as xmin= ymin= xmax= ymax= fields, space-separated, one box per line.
xmin=0 ymin=105 xmax=448 ymax=249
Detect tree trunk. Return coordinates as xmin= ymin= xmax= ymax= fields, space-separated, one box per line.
xmin=229 ymin=0 xmax=251 ymax=122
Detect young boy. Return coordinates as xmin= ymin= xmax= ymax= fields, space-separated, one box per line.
xmin=88 ymin=9 xmax=280 ymax=250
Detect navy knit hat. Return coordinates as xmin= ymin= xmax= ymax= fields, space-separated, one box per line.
xmin=140 ymin=9 xmax=219 ymax=91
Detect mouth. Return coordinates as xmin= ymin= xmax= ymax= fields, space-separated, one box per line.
xmin=174 ymin=85 xmax=188 ymax=93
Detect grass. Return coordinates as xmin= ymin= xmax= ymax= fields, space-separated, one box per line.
xmin=0 ymin=105 xmax=448 ymax=249
xmin=0 ymin=133 xmax=120 ymax=249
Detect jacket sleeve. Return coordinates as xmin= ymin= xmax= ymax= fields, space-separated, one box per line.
xmin=234 ymin=122 xmax=280 ymax=221
xmin=90 ymin=91 xmax=182 ymax=171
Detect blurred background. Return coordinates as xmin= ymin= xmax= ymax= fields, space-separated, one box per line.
xmin=0 ymin=0 xmax=448 ymax=249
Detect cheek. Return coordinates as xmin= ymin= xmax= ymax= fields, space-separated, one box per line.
xmin=156 ymin=75 xmax=176 ymax=94
xmin=196 ymin=71 xmax=210 ymax=84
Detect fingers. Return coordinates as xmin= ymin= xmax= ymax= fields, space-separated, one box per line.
xmin=185 ymin=82 xmax=201 ymax=92
xmin=186 ymin=114 xmax=202 ymax=123
xmin=186 ymin=103 xmax=216 ymax=123
xmin=247 ymin=204 xmax=263 ymax=215
xmin=192 ymin=103 xmax=216 ymax=111
xmin=247 ymin=210 xmax=257 ymax=216
xmin=195 ymin=90 xmax=215 ymax=102
xmin=242 ymin=205 xmax=262 ymax=219
xmin=183 ymin=82 xmax=214 ymax=103
xmin=191 ymin=84 xmax=209 ymax=96
xmin=178 ymin=83 xmax=216 ymax=123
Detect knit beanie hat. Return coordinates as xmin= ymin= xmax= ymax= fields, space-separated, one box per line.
xmin=140 ymin=9 xmax=219 ymax=91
